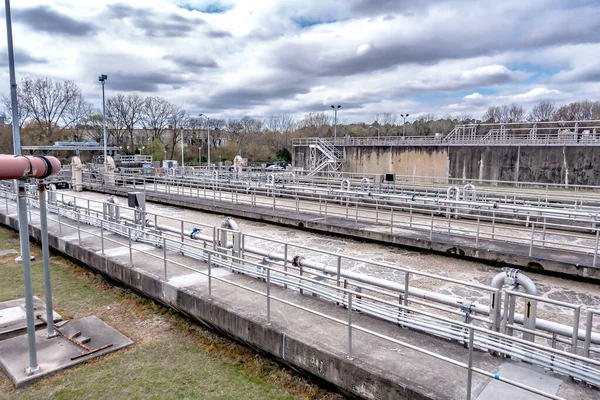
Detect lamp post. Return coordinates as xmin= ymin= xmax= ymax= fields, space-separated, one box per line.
xmin=401 ymin=113 xmax=409 ymax=138
xmin=199 ymin=113 xmax=210 ymax=169
xmin=330 ymin=105 xmax=341 ymax=142
xmin=181 ymin=130 xmax=184 ymax=168
xmin=99 ymin=74 xmax=108 ymax=161
xmin=368 ymin=125 xmax=380 ymax=139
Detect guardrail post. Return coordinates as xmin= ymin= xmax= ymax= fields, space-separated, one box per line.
xmin=491 ymin=211 xmax=496 ymax=240
xmin=266 ymin=268 xmax=271 ymax=325
xmin=529 ymin=223 xmax=535 ymax=256
xmin=429 ymin=211 xmax=434 ymax=240
xmin=572 ymin=305 xmax=581 ymax=354
xmin=299 ymin=265 xmax=304 ymax=295
xmin=584 ymin=311 xmax=594 ymax=358
xmin=163 ymin=237 xmax=168 ymax=280
xmin=347 ymin=292 xmax=353 ymax=359
xmin=181 ymin=220 xmax=184 ymax=244
xmin=283 ymin=243 xmax=288 ymax=289
xmin=542 ymin=217 xmax=547 ymax=248
xmin=128 ymin=227 xmax=133 ymax=266
xmin=593 ymin=229 xmax=599 ymax=268
xmin=205 ymin=252 xmax=211 ymax=299
xmin=403 ymin=272 xmax=410 ymax=307
xmin=475 ymin=213 xmax=481 ymax=247
xmin=100 ymin=219 xmax=105 ymax=255
xmin=390 ymin=207 xmax=394 ymax=234
xmin=77 ymin=212 xmax=81 ymax=245
xmin=466 ymin=327 xmax=474 ymax=400
xmin=58 ymin=205 xmax=62 ymax=236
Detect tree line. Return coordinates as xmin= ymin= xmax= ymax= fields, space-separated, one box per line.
xmin=1 ymin=76 xmax=599 ymax=162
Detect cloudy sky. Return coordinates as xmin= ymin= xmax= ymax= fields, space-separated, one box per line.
xmin=1 ymin=0 xmax=599 ymax=122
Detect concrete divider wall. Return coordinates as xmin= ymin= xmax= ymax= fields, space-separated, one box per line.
xmin=293 ymin=145 xmax=600 ymax=185
xmin=0 ymin=212 xmax=427 ymax=400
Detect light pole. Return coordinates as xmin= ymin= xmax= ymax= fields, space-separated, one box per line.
xmin=368 ymin=125 xmax=380 ymax=139
xmin=330 ymin=105 xmax=341 ymax=142
xmin=401 ymin=113 xmax=409 ymax=138
xmin=99 ymin=74 xmax=108 ymax=161
xmin=199 ymin=113 xmax=210 ymax=169
xmin=181 ymin=130 xmax=184 ymax=168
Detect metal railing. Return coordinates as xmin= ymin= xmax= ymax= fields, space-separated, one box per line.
xmin=293 ymin=120 xmax=600 ymax=147
xmin=3 ymin=189 xmax=600 ymax=398
xmin=82 ymin=172 xmax=600 ymax=268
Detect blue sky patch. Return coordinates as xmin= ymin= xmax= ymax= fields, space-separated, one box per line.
xmin=180 ymin=2 xmax=232 ymax=13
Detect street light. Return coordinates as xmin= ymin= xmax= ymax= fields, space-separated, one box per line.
xmin=199 ymin=113 xmax=211 ymax=169
xmin=400 ymin=113 xmax=409 ymax=138
xmin=330 ymin=105 xmax=341 ymax=142
xmin=368 ymin=125 xmax=380 ymax=139
xmin=99 ymin=74 xmax=108 ymax=160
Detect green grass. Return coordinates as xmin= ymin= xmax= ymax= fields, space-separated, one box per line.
xmin=0 ymin=228 xmax=342 ymax=400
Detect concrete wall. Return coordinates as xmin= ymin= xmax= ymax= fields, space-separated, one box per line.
xmin=293 ymin=145 xmax=600 ymax=185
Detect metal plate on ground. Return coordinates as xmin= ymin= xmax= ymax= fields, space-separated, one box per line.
xmin=0 ymin=316 xmax=133 ymax=388
xmin=476 ymin=363 xmax=563 ymax=400
xmin=0 ymin=307 xmax=26 ymax=326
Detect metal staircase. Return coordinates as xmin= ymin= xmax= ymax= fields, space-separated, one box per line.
xmin=307 ymin=138 xmax=343 ymax=177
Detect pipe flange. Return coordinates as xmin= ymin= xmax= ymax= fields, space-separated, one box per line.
xmin=190 ymin=227 xmax=202 ymax=239
xmin=291 ymin=255 xmax=304 ymax=267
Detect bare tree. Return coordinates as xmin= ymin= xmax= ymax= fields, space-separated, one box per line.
xmin=240 ymin=116 xmax=262 ymax=134
xmin=263 ymin=114 xmax=296 ymax=133
xmin=375 ymin=112 xmax=398 ymax=135
xmin=508 ymin=103 xmax=525 ymax=123
xmin=2 ymin=90 xmax=32 ymax=129
xmin=168 ymin=107 xmax=188 ymax=160
xmin=141 ymin=96 xmax=175 ymax=144
xmin=7 ymin=77 xmax=84 ymax=143
xmin=529 ymin=101 xmax=556 ymax=122
xmin=483 ymin=104 xmax=524 ymax=123
xmin=299 ymin=112 xmax=331 ymax=136
xmin=66 ymin=97 xmax=96 ymax=142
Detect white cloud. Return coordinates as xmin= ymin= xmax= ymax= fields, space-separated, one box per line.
xmin=1 ymin=0 xmax=599 ymax=122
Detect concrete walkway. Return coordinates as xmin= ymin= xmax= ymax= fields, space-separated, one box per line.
xmin=0 ymin=203 xmax=597 ymax=399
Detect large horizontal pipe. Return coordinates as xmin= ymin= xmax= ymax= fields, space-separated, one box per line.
xmin=0 ymin=155 xmax=61 ymax=180
xmin=242 ymin=244 xmax=600 ymax=345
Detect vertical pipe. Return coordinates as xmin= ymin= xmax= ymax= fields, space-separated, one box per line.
xmin=38 ymin=184 xmax=55 ymax=336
